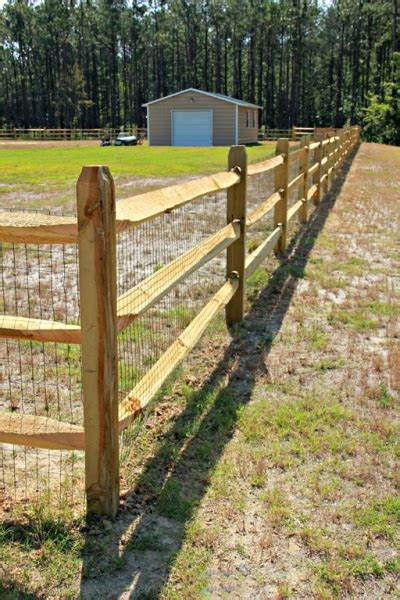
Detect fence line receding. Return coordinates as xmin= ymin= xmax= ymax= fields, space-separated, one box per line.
xmin=0 ymin=126 xmax=360 ymax=516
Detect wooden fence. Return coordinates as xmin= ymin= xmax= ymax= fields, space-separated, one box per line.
xmin=0 ymin=127 xmax=147 ymax=141
xmin=0 ymin=126 xmax=360 ymax=516
xmin=2 ymin=125 xmax=337 ymax=143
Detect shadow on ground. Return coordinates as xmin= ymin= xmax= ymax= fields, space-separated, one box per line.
xmin=80 ymin=147 xmax=359 ymax=599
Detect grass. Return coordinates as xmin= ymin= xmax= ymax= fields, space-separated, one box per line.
xmin=0 ymin=500 xmax=83 ymax=599
xmin=0 ymin=143 xmax=275 ymax=192
xmin=1 ymin=143 xmax=399 ymax=598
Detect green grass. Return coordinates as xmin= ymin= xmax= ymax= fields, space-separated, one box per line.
xmin=0 ymin=500 xmax=83 ymax=599
xmin=0 ymin=143 xmax=275 ymax=191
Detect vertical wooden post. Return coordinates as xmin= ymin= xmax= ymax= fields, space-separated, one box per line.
xmin=327 ymin=134 xmax=333 ymax=191
xmin=77 ymin=165 xmax=119 ymax=517
xmin=338 ymin=130 xmax=344 ymax=168
xmin=274 ymin=138 xmax=290 ymax=251
xmin=312 ymin=134 xmax=323 ymax=206
xmin=226 ymin=145 xmax=247 ymax=326
xmin=299 ymin=135 xmax=310 ymax=223
xmin=322 ymin=134 xmax=329 ymax=196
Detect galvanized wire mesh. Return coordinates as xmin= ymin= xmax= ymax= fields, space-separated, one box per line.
xmin=0 ymin=149 xmax=313 ymax=512
xmin=0 ymin=191 xmax=229 ymax=510
xmin=117 ymin=193 xmax=227 ymax=474
xmin=0 ymin=213 xmax=84 ymax=513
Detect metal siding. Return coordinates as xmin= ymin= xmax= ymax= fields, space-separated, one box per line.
xmin=148 ymin=91 xmax=236 ymax=146
xmin=238 ymin=106 xmax=258 ymax=144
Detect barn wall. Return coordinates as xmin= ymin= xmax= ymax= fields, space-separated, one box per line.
xmin=238 ymin=107 xmax=258 ymax=144
xmin=148 ymin=91 xmax=236 ymax=146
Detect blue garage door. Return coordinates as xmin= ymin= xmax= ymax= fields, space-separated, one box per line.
xmin=172 ymin=110 xmax=213 ymax=146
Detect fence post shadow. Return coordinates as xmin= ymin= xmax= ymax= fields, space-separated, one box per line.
xmin=79 ymin=146 xmax=359 ymax=599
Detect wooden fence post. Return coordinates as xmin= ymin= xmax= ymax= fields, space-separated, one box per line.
xmin=312 ymin=134 xmax=323 ymax=206
xmin=299 ymin=135 xmax=310 ymax=223
xmin=327 ymin=133 xmax=334 ymax=191
xmin=274 ymin=138 xmax=290 ymax=251
xmin=77 ymin=165 xmax=119 ymax=517
xmin=226 ymin=145 xmax=247 ymax=326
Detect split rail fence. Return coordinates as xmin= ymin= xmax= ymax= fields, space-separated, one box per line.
xmin=0 ymin=126 xmax=360 ymax=516
xmin=0 ymin=127 xmax=147 ymax=141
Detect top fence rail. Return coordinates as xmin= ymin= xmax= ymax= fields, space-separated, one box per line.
xmin=0 ymin=126 xmax=361 ymax=516
xmin=0 ymin=127 xmax=147 ymax=140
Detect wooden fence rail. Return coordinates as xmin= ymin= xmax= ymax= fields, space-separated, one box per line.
xmin=0 ymin=126 xmax=361 ymax=516
xmin=0 ymin=127 xmax=147 ymax=141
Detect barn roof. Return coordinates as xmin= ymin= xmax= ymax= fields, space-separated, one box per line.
xmin=142 ymin=88 xmax=262 ymax=109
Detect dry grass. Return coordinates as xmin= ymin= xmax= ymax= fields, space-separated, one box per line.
xmin=1 ymin=142 xmax=399 ymax=599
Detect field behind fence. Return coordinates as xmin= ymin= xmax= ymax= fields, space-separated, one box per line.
xmin=0 ymin=127 xmax=147 ymax=141
xmin=0 ymin=127 xmax=360 ymax=517
xmin=2 ymin=125 xmax=335 ymax=142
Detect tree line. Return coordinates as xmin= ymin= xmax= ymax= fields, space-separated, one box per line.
xmin=0 ymin=0 xmax=399 ymax=144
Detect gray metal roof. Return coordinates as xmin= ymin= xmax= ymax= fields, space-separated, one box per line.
xmin=142 ymin=88 xmax=262 ymax=109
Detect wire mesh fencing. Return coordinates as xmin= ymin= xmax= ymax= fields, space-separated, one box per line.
xmin=0 ymin=128 xmax=360 ymax=516
xmin=0 ymin=219 xmax=84 ymax=513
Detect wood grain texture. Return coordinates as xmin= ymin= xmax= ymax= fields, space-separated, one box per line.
xmin=0 ymin=212 xmax=77 ymax=244
xmin=0 ymin=315 xmax=81 ymax=344
xmin=117 ymin=221 xmax=240 ymax=330
xmin=0 ymin=413 xmax=84 ymax=450
xmin=307 ymin=184 xmax=318 ymax=201
xmin=115 ymin=170 xmax=240 ymax=232
xmin=287 ymin=199 xmax=304 ymax=224
xmin=119 ymin=279 xmax=238 ymax=431
xmin=288 ymin=171 xmax=304 ymax=193
xmin=247 ymin=154 xmax=284 ymax=176
xmin=308 ymin=162 xmax=319 ymax=176
xmin=244 ymin=226 xmax=282 ymax=278
xmin=226 ymin=146 xmax=247 ymax=325
xmin=1 ymin=171 xmax=240 ymax=244
xmin=77 ymin=165 xmax=119 ymax=517
xmin=246 ymin=191 xmax=281 ymax=228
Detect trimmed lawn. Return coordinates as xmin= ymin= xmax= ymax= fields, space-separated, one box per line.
xmin=0 ymin=143 xmax=275 ymax=190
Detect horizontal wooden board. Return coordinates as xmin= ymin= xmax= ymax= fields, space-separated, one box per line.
xmin=247 ymin=154 xmax=284 ymax=176
xmin=244 ymin=226 xmax=282 ymax=278
xmin=119 ymin=279 xmax=238 ymax=430
xmin=288 ymin=172 xmax=304 ymax=193
xmin=308 ymin=162 xmax=319 ymax=176
xmin=115 ymin=170 xmax=240 ymax=232
xmin=287 ymin=199 xmax=304 ymax=223
xmin=307 ymin=184 xmax=318 ymax=200
xmin=117 ymin=221 xmax=240 ymax=330
xmin=0 ymin=212 xmax=78 ymax=244
xmin=0 ymin=171 xmax=240 ymax=244
xmin=0 ymin=412 xmax=85 ymax=450
xmin=320 ymin=174 xmax=328 ymax=185
xmin=0 ymin=315 xmax=81 ymax=344
xmin=246 ymin=192 xmax=281 ymax=227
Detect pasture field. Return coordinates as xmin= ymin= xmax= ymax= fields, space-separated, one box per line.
xmin=0 ymin=142 xmax=275 ymax=211
xmin=0 ymin=143 xmax=399 ymax=599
